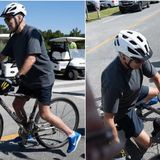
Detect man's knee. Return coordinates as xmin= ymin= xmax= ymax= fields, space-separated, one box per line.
xmin=12 ymin=98 xmax=26 ymax=109
xmin=134 ymin=130 xmax=151 ymax=149
xmin=148 ymin=87 xmax=159 ymax=96
xmin=39 ymin=104 xmax=51 ymax=120
xmin=144 ymin=87 xmax=159 ymax=103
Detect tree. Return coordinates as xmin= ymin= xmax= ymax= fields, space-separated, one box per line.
xmin=69 ymin=28 xmax=82 ymax=37
xmin=0 ymin=25 xmax=9 ymax=33
xmin=41 ymin=29 xmax=64 ymax=51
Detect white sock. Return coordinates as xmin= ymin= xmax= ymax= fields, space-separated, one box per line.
xmin=69 ymin=131 xmax=75 ymax=137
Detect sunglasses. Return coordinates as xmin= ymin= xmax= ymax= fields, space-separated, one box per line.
xmin=4 ymin=16 xmax=13 ymax=22
xmin=131 ymin=58 xmax=144 ymax=64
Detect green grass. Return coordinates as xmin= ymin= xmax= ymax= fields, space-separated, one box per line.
xmin=87 ymin=7 xmax=120 ymax=22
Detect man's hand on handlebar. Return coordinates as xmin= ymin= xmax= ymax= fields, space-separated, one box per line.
xmin=13 ymin=74 xmax=25 ymax=86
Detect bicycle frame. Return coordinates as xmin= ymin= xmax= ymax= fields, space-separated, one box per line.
xmin=0 ymin=92 xmax=38 ymax=129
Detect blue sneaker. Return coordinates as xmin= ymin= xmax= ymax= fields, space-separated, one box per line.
xmin=13 ymin=136 xmax=23 ymax=143
xmin=67 ymin=132 xmax=81 ymax=153
xmin=13 ymin=135 xmax=34 ymax=143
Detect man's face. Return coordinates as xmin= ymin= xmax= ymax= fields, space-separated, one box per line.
xmin=125 ymin=56 xmax=144 ymax=69
xmin=130 ymin=58 xmax=144 ymax=69
xmin=4 ymin=15 xmax=17 ymax=32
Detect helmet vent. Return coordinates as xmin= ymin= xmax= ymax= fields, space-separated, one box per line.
xmin=135 ymin=48 xmax=145 ymax=56
xmin=122 ymin=35 xmax=128 ymax=39
xmin=10 ymin=6 xmax=17 ymax=12
xmin=127 ymin=31 xmax=133 ymax=34
xmin=144 ymin=45 xmax=148 ymax=52
xmin=137 ymin=36 xmax=143 ymax=42
xmin=130 ymin=40 xmax=137 ymax=45
xmin=5 ymin=7 xmax=11 ymax=13
xmin=117 ymin=39 xmax=120 ymax=46
xmin=128 ymin=47 xmax=139 ymax=55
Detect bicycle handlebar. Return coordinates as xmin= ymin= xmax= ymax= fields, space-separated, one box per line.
xmin=0 ymin=77 xmax=18 ymax=87
xmin=0 ymin=77 xmax=19 ymax=95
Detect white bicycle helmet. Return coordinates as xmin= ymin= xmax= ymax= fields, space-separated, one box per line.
xmin=0 ymin=2 xmax=27 ymax=17
xmin=114 ymin=30 xmax=153 ymax=61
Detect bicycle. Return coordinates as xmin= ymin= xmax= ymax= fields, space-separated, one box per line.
xmin=96 ymin=96 xmax=160 ymax=126
xmin=95 ymin=96 xmax=160 ymax=159
xmin=0 ymin=78 xmax=79 ymax=149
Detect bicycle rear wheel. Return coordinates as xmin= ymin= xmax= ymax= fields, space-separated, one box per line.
xmin=34 ymin=97 xmax=79 ymax=149
xmin=0 ymin=113 xmax=3 ymax=139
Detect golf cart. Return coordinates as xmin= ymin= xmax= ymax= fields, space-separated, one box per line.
xmin=49 ymin=37 xmax=85 ymax=80
xmin=0 ymin=34 xmax=18 ymax=78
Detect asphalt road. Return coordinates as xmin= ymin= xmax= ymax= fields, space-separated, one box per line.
xmin=0 ymin=78 xmax=85 ymax=160
xmin=87 ymin=2 xmax=160 ymax=96
xmin=86 ymin=3 xmax=160 ymax=160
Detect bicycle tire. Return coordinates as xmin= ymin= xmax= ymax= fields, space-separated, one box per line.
xmin=34 ymin=97 xmax=79 ymax=149
xmin=0 ymin=113 xmax=3 ymax=139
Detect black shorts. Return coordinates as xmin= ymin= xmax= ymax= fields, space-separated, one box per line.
xmin=17 ymin=84 xmax=53 ymax=105
xmin=137 ymin=86 xmax=149 ymax=103
xmin=116 ymin=86 xmax=149 ymax=138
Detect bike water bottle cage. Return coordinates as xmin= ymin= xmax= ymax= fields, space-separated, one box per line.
xmin=0 ymin=79 xmax=12 ymax=95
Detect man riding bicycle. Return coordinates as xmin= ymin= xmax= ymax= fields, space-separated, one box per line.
xmin=101 ymin=30 xmax=160 ymax=152
xmin=0 ymin=2 xmax=81 ymax=153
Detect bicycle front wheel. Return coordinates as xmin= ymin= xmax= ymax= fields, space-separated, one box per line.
xmin=0 ymin=113 xmax=4 ymax=139
xmin=34 ymin=97 xmax=79 ymax=149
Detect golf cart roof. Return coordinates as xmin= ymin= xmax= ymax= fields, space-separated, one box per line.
xmin=49 ymin=37 xmax=85 ymax=43
xmin=0 ymin=34 xmax=10 ymax=40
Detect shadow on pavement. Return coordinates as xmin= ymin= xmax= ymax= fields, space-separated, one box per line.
xmin=80 ymin=153 xmax=85 ymax=159
xmin=0 ymin=140 xmax=66 ymax=160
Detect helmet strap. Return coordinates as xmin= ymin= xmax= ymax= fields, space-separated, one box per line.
xmin=125 ymin=59 xmax=133 ymax=70
xmin=10 ymin=15 xmax=24 ymax=35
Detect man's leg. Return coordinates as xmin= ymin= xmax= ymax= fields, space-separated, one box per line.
xmin=142 ymin=87 xmax=159 ymax=103
xmin=38 ymin=103 xmax=81 ymax=153
xmin=38 ymin=103 xmax=73 ymax=136
xmin=12 ymin=97 xmax=33 ymax=143
xmin=133 ymin=130 xmax=151 ymax=149
xmin=12 ymin=97 xmax=28 ymax=124
xmin=132 ymin=86 xmax=159 ymax=149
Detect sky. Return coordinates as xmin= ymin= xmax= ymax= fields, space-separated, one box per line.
xmin=0 ymin=1 xmax=85 ymax=34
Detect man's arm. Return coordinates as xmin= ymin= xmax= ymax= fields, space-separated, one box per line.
xmin=104 ymin=112 xmax=120 ymax=144
xmin=151 ymin=72 xmax=160 ymax=92
xmin=18 ymin=54 xmax=36 ymax=76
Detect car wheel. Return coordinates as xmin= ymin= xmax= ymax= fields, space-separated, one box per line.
xmin=137 ymin=2 xmax=142 ymax=11
xmin=67 ymin=69 xmax=78 ymax=80
xmin=119 ymin=7 xmax=126 ymax=14
xmin=107 ymin=4 xmax=112 ymax=8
